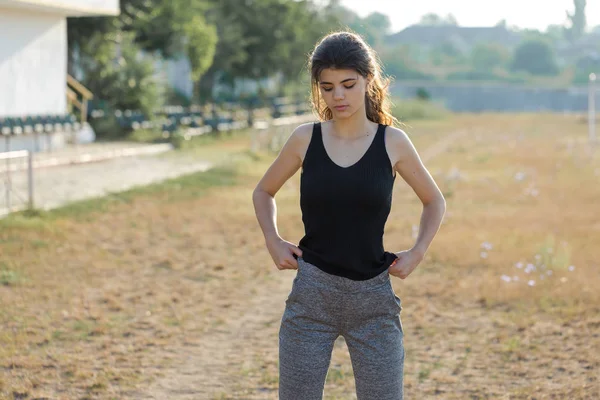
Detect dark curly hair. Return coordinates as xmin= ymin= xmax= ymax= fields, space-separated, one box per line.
xmin=308 ymin=31 xmax=398 ymax=126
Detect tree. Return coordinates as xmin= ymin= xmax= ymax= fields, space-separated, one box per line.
xmin=545 ymin=24 xmax=567 ymax=43
xmin=510 ymin=39 xmax=559 ymax=75
xmin=68 ymin=0 xmax=217 ymax=84
xmin=363 ymin=12 xmax=392 ymax=35
xmin=379 ymin=46 xmax=434 ymax=81
xmin=419 ymin=13 xmax=458 ymax=26
xmin=565 ymin=0 xmax=587 ymax=42
xmin=198 ymin=0 xmax=332 ymax=100
xmin=429 ymin=40 xmax=466 ymax=66
xmin=319 ymin=2 xmax=386 ymax=47
xmin=79 ymin=32 xmax=162 ymax=136
xmin=470 ymin=43 xmax=510 ymax=71
xmin=495 ymin=19 xmax=507 ymax=28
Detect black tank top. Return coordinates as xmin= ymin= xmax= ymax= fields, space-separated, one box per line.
xmin=298 ymin=122 xmax=399 ymax=281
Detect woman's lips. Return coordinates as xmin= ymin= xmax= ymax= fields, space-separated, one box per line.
xmin=334 ymin=105 xmax=348 ymax=111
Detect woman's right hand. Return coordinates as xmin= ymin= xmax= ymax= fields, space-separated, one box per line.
xmin=266 ymin=237 xmax=303 ymax=270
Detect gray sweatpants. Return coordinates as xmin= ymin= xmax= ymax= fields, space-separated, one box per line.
xmin=279 ymin=257 xmax=404 ymax=400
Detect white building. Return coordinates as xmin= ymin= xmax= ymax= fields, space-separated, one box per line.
xmin=0 ymin=0 xmax=119 ymax=120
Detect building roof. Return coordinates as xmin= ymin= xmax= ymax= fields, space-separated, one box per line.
xmin=385 ymin=25 xmax=522 ymax=48
xmin=0 ymin=0 xmax=119 ymax=16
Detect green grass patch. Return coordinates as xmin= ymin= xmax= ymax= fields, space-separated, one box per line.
xmin=391 ymin=98 xmax=450 ymax=122
xmin=0 ymin=261 xmax=23 ymax=286
xmin=0 ymin=268 xmax=21 ymax=286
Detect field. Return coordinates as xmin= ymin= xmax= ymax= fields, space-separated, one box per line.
xmin=1 ymin=113 xmax=599 ymax=399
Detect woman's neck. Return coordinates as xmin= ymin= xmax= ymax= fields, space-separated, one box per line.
xmin=329 ymin=108 xmax=375 ymax=139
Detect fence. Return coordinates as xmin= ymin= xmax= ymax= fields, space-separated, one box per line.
xmin=1 ymin=107 xmax=315 ymax=218
xmin=0 ymin=150 xmax=34 ymax=216
xmin=392 ymin=81 xmax=600 ymax=113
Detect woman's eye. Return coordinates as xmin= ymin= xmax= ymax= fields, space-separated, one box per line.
xmin=322 ymin=85 xmax=355 ymax=92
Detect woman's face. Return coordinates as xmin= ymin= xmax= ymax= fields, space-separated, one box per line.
xmin=318 ymin=68 xmax=369 ymax=119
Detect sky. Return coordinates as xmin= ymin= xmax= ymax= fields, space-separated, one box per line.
xmin=339 ymin=0 xmax=600 ymax=33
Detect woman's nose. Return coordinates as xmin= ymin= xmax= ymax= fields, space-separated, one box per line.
xmin=333 ymin=87 xmax=345 ymax=100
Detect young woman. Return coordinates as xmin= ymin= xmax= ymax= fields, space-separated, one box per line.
xmin=252 ymin=31 xmax=446 ymax=400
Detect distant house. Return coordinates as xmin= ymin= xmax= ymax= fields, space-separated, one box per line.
xmin=0 ymin=0 xmax=119 ymax=118
xmin=385 ymin=25 xmax=523 ymax=52
xmin=0 ymin=0 xmax=119 ymax=152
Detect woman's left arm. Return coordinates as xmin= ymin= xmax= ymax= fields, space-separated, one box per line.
xmin=388 ymin=127 xmax=447 ymax=279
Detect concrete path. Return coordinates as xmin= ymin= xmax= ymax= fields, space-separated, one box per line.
xmin=0 ymin=142 xmax=210 ymax=216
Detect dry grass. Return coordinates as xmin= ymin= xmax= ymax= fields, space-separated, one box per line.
xmin=0 ymin=113 xmax=599 ymax=399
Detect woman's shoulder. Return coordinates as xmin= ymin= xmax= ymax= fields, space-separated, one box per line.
xmin=288 ymin=122 xmax=316 ymax=145
xmin=382 ymin=124 xmax=412 ymax=147
xmin=381 ymin=125 xmax=417 ymax=167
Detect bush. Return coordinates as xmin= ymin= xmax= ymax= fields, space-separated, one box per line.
xmin=391 ymin=98 xmax=450 ymax=121
xmin=510 ymin=39 xmax=560 ymax=76
xmin=415 ymin=88 xmax=431 ymax=101
xmin=89 ymin=113 xmax=126 ymax=140
xmin=78 ymin=31 xmax=164 ymax=133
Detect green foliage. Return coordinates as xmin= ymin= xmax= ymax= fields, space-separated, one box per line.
xmin=510 ymin=39 xmax=560 ymax=76
xmin=379 ymin=47 xmax=436 ymax=81
xmin=79 ymin=32 xmax=162 ymax=118
xmin=565 ymin=0 xmax=587 ymax=42
xmin=574 ymin=53 xmax=600 ymax=77
xmin=418 ymin=13 xmax=458 ymax=26
xmin=545 ymin=24 xmax=567 ymax=42
xmin=430 ymin=41 xmax=466 ymax=66
xmin=470 ymin=43 xmax=510 ymax=71
xmin=126 ymin=128 xmax=166 ymax=144
xmin=89 ymin=113 xmax=126 ymax=139
xmin=415 ymin=88 xmax=431 ymax=101
xmin=198 ymin=0 xmax=333 ymax=100
xmin=184 ymin=15 xmax=218 ymax=82
xmin=68 ymin=0 xmax=217 ymax=104
xmin=391 ymin=98 xmax=449 ymax=121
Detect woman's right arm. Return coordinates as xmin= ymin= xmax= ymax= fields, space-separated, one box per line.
xmin=252 ymin=123 xmax=312 ymax=270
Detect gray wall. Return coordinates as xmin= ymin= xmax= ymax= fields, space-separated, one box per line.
xmin=392 ymin=81 xmax=599 ymax=113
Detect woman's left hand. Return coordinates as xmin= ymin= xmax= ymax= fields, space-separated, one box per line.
xmin=389 ymin=249 xmax=424 ymax=280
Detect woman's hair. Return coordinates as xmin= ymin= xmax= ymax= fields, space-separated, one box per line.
xmin=308 ymin=31 xmax=398 ymax=126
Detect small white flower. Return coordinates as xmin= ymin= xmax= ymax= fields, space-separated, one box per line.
xmin=534 ymin=254 xmax=542 ymax=261
xmin=568 ymin=265 xmax=575 ymax=272
xmin=501 ymin=275 xmax=512 ymax=282
xmin=546 ymin=270 xmax=553 ymax=276
xmin=528 ymin=280 xmax=536 ymax=286
xmin=515 ymin=172 xmax=526 ymax=181
xmin=524 ymin=264 xmax=536 ymax=274
xmin=525 ymin=187 xmax=539 ymax=197
xmin=515 ymin=262 xmax=524 ymax=269
xmin=480 ymin=251 xmax=488 ymax=259
xmin=481 ymin=242 xmax=493 ymax=250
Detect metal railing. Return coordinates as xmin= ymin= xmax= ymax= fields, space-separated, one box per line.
xmin=1 ymin=150 xmax=34 ymax=216
xmin=67 ymin=74 xmax=94 ymax=123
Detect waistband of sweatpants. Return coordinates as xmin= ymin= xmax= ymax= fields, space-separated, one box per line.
xmin=296 ymin=257 xmax=390 ymax=292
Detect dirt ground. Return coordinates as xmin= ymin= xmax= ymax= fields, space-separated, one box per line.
xmin=1 ymin=114 xmax=599 ymax=399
